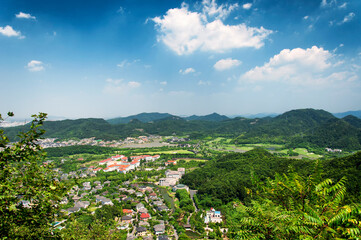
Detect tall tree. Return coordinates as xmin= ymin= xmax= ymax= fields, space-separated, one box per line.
xmin=0 ymin=113 xmax=68 ymax=239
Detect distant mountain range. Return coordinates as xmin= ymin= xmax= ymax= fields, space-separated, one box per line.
xmin=3 ymin=109 xmax=361 ymax=150
xmin=184 ymin=113 xmax=229 ymax=122
xmin=107 ymin=112 xmax=175 ymax=124
xmin=333 ymin=110 xmax=361 ymax=119
xmin=107 ymin=112 xmax=230 ymax=123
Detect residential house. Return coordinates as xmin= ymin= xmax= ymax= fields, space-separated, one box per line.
xmin=74 ymin=201 xmax=90 ymax=209
xmin=154 ymin=224 xmax=165 ymax=235
xmin=159 ymin=178 xmax=177 ymax=187
xmin=184 ymin=224 xmax=191 ymax=230
xmin=177 ymin=168 xmax=185 ymax=175
xmin=136 ymin=227 xmax=147 ymax=237
xmin=149 ymin=192 xmax=158 ymax=200
xmin=136 ymin=203 xmax=145 ymax=211
xmin=204 ymin=208 xmax=222 ymax=223
xmin=165 ymin=160 xmax=176 ymax=166
xmin=139 ymin=221 xmax=150 ymax=227
xmin=95 ymin=195 xmax=113 ymax=205
xmin=157 ymin=205 xmax=169 ymax=212
xmin=66 ymin=207 xmax=80 ymax=214
xmin=157 ymin=235 xmax=169 ymax=240
xmin=140 ymin=213 xmax=151 ymax=221
xmin=121 ymin=215 xmax=133 ymax=224
xmin=123 ymin=209 xmax=134 ymax=215
xmin=153 ymin=200 xmax=163 ymax=206
xmin=138 ymin=208 xmax=148 ymax=213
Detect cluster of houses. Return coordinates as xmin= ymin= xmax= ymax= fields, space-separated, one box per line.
xmin=60 ymin=176 xmax=174 ymax=239
xmin=90 ymin=154 xmax=161 ymax=173
xmin=325 ymin=148 xmax=342 ymax=153
xmin=116 ymin=184 xmax=171 ymax=239
xmin=35 ymin=136 xmax=162 ymax=149
xmin=159 ymin=168 xmax=185 ymax=187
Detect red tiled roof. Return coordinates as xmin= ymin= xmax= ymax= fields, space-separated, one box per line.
xmin=123 ymin=209 xmax=133 ymax=214
xmin=99 ymin=158 xmax=112 ymax=163
xmin=140 ymin=213 xmax=150 ymax=219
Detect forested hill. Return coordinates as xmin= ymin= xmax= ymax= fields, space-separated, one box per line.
xmin=3 ymin=108 xmax=361 ymax=150
xmin=181 ymin=149 xmax=361 ymax=206
xmin=184 ymin=113 xmax=229 ymax=121
xmin=107 ymin=112 xmax=175 ymax=124
xmin=181 ymin=148 xmax=310 ymax=205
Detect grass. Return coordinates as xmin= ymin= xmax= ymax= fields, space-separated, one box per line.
xmin=176 ymin=158 xmax=208 ymax=162
xmin=278 ymin=148 xmax=323 ymax=159
xmin=237 ymin=146 xmax=254 ymax=151
xmin=139 ymin=150 xmax=194 ymax=155
xmin=293 ymin=148 xmax=323 ymax=158
xmin=185 ymin=230 xmax=202 ymax=239
xmin=243 ymin=143 xmax=285 ymax=149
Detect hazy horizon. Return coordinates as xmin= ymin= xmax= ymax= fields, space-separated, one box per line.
xmin=1 ymin=0 xmax=361 ymax=119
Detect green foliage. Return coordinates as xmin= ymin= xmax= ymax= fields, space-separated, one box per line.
xmin=95 ymin=205 xmax=121 ymax=225
xmin=234 ymin=170 xmax=361 ymax=239
xmin=181 ymin=149 xmax=310 ymax=206
xmin=176 ymin=189 xmax=195 ymax=212
xmin=0 ymin=113 xmax=68 ymax=239
xmin=45 ymin=145 xmax=120 ymax=158
xmin=3 ymin=109 xmax=361 ymax=150
xmin=323 ymin=151 xmax=361 ymax=203
xmin=60 ymin=220 xmax=126 ymax=240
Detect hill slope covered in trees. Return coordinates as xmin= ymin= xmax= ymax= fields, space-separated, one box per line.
xmin=3 ymin=109 xmax=361 ymax=150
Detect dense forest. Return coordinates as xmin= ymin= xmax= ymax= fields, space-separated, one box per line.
xmin=3 ymin=109 xmax=361 ymax=150
xmin=181 ymin=149 xmax=361 ymax=207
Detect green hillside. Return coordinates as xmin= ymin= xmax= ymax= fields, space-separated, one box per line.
xmin=3 ymin=108 xmax=361 ymax=150
xmin=181 ymin=149 xmax=361 ymax=207
xmin=181 ymin=148 xmax=310 ymax=206
xmin=185 ymin=113 xmax=229 ymax=121
xmin=107 ymin=112 xmax=174 ymax=124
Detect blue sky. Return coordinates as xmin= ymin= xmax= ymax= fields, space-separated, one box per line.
xmin=1 ymin=0 xmax=360 ymax=119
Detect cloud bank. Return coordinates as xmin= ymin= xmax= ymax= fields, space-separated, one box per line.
xmin=152 ymin=1 xmax=272 ymax=55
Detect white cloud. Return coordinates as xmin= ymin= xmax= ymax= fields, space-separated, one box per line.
xmin=240 ymin=46 xmax=356 ymax=86
xmin=202 ymin=0 xmax=238 ymax=19
xmin=179 ymin=67 xmax=196 ymax=74
xmin=160 ymin=81 xmax=167 ymax=85
xmin=321 ymin=0 xmax=337 ymax=8
xmin=303 ymin=16 xmax=309 ymax=20
xmin=106 ymin=78 xmax=123 ymax=85
xmin=214 ymin=58 xmax=241 ymax=71
xmin=242 ymin=3 xmax=252 ymax=10
xmin=0 ymin=25 xmax=22 ymax=38
xmin=27 ymin=60 xmax=45 ymax=72
xmin=341 ymin=12 xmax=355 ymax=24
xmin=152 ymin=1 xmax=272 ymax=55
xmin=117 ymin=6 xmax=124 ymax=14
xmin=117 ymin=59 xmax=140 ymax=68
xmin=339 ymin=3 xmax=347 ymax=9
xmin=15 ymin=12 xmax=36 ymax=20
xmin=198 ymin=80 xmax=211 ymax=85
xmin=128 ymin=81 xmax=141 ymax=88
xmin=103 ymin=78 xmax=141 ymax=94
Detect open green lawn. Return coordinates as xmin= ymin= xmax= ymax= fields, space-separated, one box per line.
xmin=237 ymin=146 xmax=254 ymax=151
xmin=278 ymin=148 xmax=323 ymax=159
xmin=176 ymin=158 xmax=208 ymax=162
xmin=293 ymin=148 xmax=323 ymax=158
xmin=139 ymin=150 xmax=194 ymax=155
xmin=243 ymin=143 xmax=285 ymax=149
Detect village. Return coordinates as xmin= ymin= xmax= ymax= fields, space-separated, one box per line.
xmin=34 ymin=135 xmax=172 ymax=149
xmin=51 ymin=152 xmax=227 ymax=240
